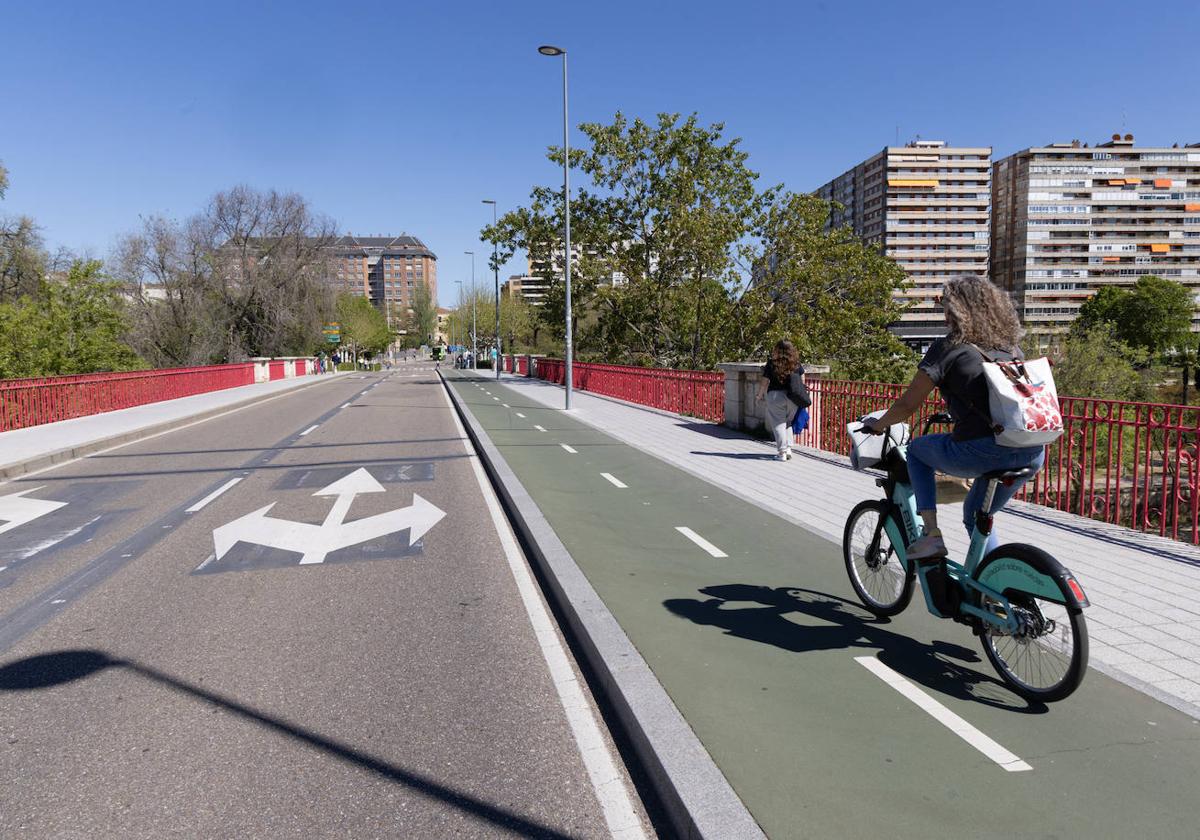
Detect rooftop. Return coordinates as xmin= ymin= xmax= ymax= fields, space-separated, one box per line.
xmin=328 ymin=234 xmax=437 ymax=259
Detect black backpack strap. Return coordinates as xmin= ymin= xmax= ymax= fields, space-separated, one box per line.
xmin=963 ymin=342 xmax=1006 ymax=435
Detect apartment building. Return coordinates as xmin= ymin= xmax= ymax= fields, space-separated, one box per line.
xmin=992 ymin=135 xmax=1200 ymax=334
xmin=502 ymin=274 xmax=550 ymax=306
xmin=816 ymin=140 xmax=992 ymax=348
xmin=326 ymin=235 xmax=438 ymax=326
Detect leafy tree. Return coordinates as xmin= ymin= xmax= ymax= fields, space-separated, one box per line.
xmin=0 ymin=260 xmax=143 ymax=378
xmin=398 ymin=282 xmax=437 ymax=348
xmin=0 ymin=160 xmax=8 ymax=198
xmin=112 ymin=186 xmax=337 ymax=366
xmin=485 ymin=112 xmax=770 ymax=369
xmin=336 ymin=293 xmax=391 ymax=360
xmin=1040 ymin=323 xmax=1155 ymax=402
xmin=734 ymin=191 xmax=917 ymax=380
xmin=484 ymin=112 xmax=914 ymax=374
xmin=0 ymin=215 xmax=46 ymax=304
xmin=1075 ymin=275 xmax=1193 ymax=357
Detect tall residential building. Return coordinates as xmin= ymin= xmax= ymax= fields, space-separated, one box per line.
xmin=502 ymin=274 xmax=550 ymax=306
xmin=992 ymin=135 xmax=1200 ymax=334
xmin=325 ymin=235 xmax=437 ymax=326
xmin=816 ymin=140 xmax=992 ymax=348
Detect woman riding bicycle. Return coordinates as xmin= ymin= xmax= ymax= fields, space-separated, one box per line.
xmin=862 ymin=274 xmax=1045 ymax=564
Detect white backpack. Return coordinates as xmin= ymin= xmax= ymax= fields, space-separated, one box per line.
xmin=972 ymin=346 xmax=1064 ymax=448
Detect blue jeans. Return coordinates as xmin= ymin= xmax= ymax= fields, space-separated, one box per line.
xmin=906 ymin=434 xmax=1045 ymax=553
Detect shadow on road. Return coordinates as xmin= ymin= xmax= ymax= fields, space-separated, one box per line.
xmin=0 ymin=650 xmax=581 ymax=840
xmin=664 ymin=583 xmax=1046 ymax=714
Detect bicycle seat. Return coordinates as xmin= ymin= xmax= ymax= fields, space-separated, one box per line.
xmin=981 ymin=465 xmax=1037 ymax=484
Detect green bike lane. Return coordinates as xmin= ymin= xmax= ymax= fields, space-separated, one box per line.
xmin=446 ymin=372 xmax=1200 ymax=839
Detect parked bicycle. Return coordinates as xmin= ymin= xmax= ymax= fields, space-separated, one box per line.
xmin=843 ymin=413 xmax=1090 ymax=702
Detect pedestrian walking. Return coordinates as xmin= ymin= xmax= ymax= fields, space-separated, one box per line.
xmin=756 ymin=340 xmax=811 ymax=461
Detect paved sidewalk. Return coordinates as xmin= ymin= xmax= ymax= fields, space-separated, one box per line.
xmin=0 ymin=373 xmax=346 ymax=480
xmin=499 ymin=373 xmax=1200 ymax=719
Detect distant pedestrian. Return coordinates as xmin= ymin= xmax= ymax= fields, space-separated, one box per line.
xmin=756 ymin=340 xmax=811 ymax=461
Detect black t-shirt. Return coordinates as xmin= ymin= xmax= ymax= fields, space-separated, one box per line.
xmin=919 ymin=339 xmax=1022 ymax=441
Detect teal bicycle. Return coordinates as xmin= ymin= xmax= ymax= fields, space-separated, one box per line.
xmin=843 ymin=414 xmax=1090 ymax=702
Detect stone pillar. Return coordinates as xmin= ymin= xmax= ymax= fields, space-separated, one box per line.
xmin=718 ymin=361 xmax=830 ymax=435
xmin=249 ymin=358 xmax=271 ymax=383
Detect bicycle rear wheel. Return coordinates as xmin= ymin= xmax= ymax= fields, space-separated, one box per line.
xmin=843 ymin=500 xmax=914 ymax=617
xmin=975 ymin=546 xmax=1088 ymax=702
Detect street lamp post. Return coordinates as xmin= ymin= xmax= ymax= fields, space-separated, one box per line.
xmin=482 ymin=199 xmax=500 ymax=379
xmin=538 ymin=44 xmax=572 ymax=410
xmin=464 ymin=251 xmax=477 ymax=369
xmin=454 ymin=279 xmax=463 ymax=357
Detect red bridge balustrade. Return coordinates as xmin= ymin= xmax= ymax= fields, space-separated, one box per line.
xmin=534 ymin=358 xmax=724 ymax=423
xmin=804 ymin=378 xmax=1200 ymax=547
xmin=0 ymin=364 xmax=256 ymax=432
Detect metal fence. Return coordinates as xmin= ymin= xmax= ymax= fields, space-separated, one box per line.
xmin=507 ymin=358 xmax=1200 ymax=545
xmin=0 ymin=364 xmax=256 ymax=432
xmin=805 ymin=378 xmax=1200 ymax=546
xmin=531 ymin=358 xmax=724 ymax=422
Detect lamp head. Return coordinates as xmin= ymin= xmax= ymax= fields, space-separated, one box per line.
xmin=538 ymin=45 xmax=565 ymax=56
xmin=482 ymin=199 xmax=496 ymax=205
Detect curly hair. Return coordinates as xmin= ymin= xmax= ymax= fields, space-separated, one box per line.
xmin=769 ymin=340 xmax=800 ymax=380
xmin=941 ymin=274 xmax=1022 ymax=350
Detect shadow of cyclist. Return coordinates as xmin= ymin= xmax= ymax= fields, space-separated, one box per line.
xmin=664 ymin=583 xmax=1047 ymax=714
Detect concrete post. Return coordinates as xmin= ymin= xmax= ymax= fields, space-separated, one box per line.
xmin=718 ymin=361 xmax=830 ymax=436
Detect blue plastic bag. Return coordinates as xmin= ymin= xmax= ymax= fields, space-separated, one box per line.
xmin=792 ymin=407 xmax=809 ymax=434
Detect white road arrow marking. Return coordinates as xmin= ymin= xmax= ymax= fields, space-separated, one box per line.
xmin=211 ymin=468 xmax=445 ymax=566
xmin=0 ymin=487 xmax=68 ymax=536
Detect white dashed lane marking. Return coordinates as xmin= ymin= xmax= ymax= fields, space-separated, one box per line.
xmin=534 ymin=425 xmax=547 ymax=432
xmin=856 ymin=656 xmax=1032 ymax=772
xmin=185 ymin=478 xmax=244 ymax=513
xmin=560 ymin=444 xmax=578 ymax=454
xmin=675 ymin=526 xmax=727 ymax=558
xmin=300 ymin=424 xmax=319 ymax=436
xmin=601 ymin=473 xmax=627 ymax=488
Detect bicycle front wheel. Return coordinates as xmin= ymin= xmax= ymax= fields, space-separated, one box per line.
xmin=843 ymin=499 xmax=914 ymax=617
xmin=975 ymin=546 xmax=1088 ymax=702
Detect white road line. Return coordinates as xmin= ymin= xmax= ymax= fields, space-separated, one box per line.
xmin=534 ymin=425 xmax=547 ymax=432
xmin=185 ymin=478 xmax=244 ymax=513
xmin=560 ymin=444 xmax=578 ymax=454
xmin=341 ymin=402 xmax=351 ymax=409
xmin=675 ymin=526 xmax=727 ymax=558
xmin=502 ymin=403 xmax=509 ymax=408
xmin=601 ymin=472 xmax=628 ymax=488
xmin=300 ymin=424 xmax=319 ymax=436
xmin=855 ymin=656 xmax=1033 ymax=772
xmin=438 ymin=381 xmax=646 ymax=838
xmin=516 ymin=412 xmax=526 ymax=419
xmin=492 ymin=396 xmax=500 ymax=401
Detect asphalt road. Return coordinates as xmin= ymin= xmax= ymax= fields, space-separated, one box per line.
xmin=0 ymin=363 xmax=650 ymax=839
xmin=447 ymin=370 xmax=1200 ymax=840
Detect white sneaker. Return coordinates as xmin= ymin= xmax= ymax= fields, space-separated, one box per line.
xmin=775 ymin=453 xmax=788 ymax=462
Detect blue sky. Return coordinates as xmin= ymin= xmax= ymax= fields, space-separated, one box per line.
xmin=2 ymin=0 xmax=1197 ymax=307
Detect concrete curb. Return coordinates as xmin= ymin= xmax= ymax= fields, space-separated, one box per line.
xmin=0 ymin=374 xmax=345 ymax=482
xmin=441 ymin=371 xmax=766 ymax=840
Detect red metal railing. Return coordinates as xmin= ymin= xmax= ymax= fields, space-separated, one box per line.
xmin=0 ymin=364 xmax=256 ymax=432
xmin=268 ymin=360 xmax=285 ymax=381
xmin=805 ymin=378 xmax=1200 ymax=546
xmin=534 ymin=358 xmax=724 ymax=422
xmin=519 ymin=358 xmax=1200 ymax=546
